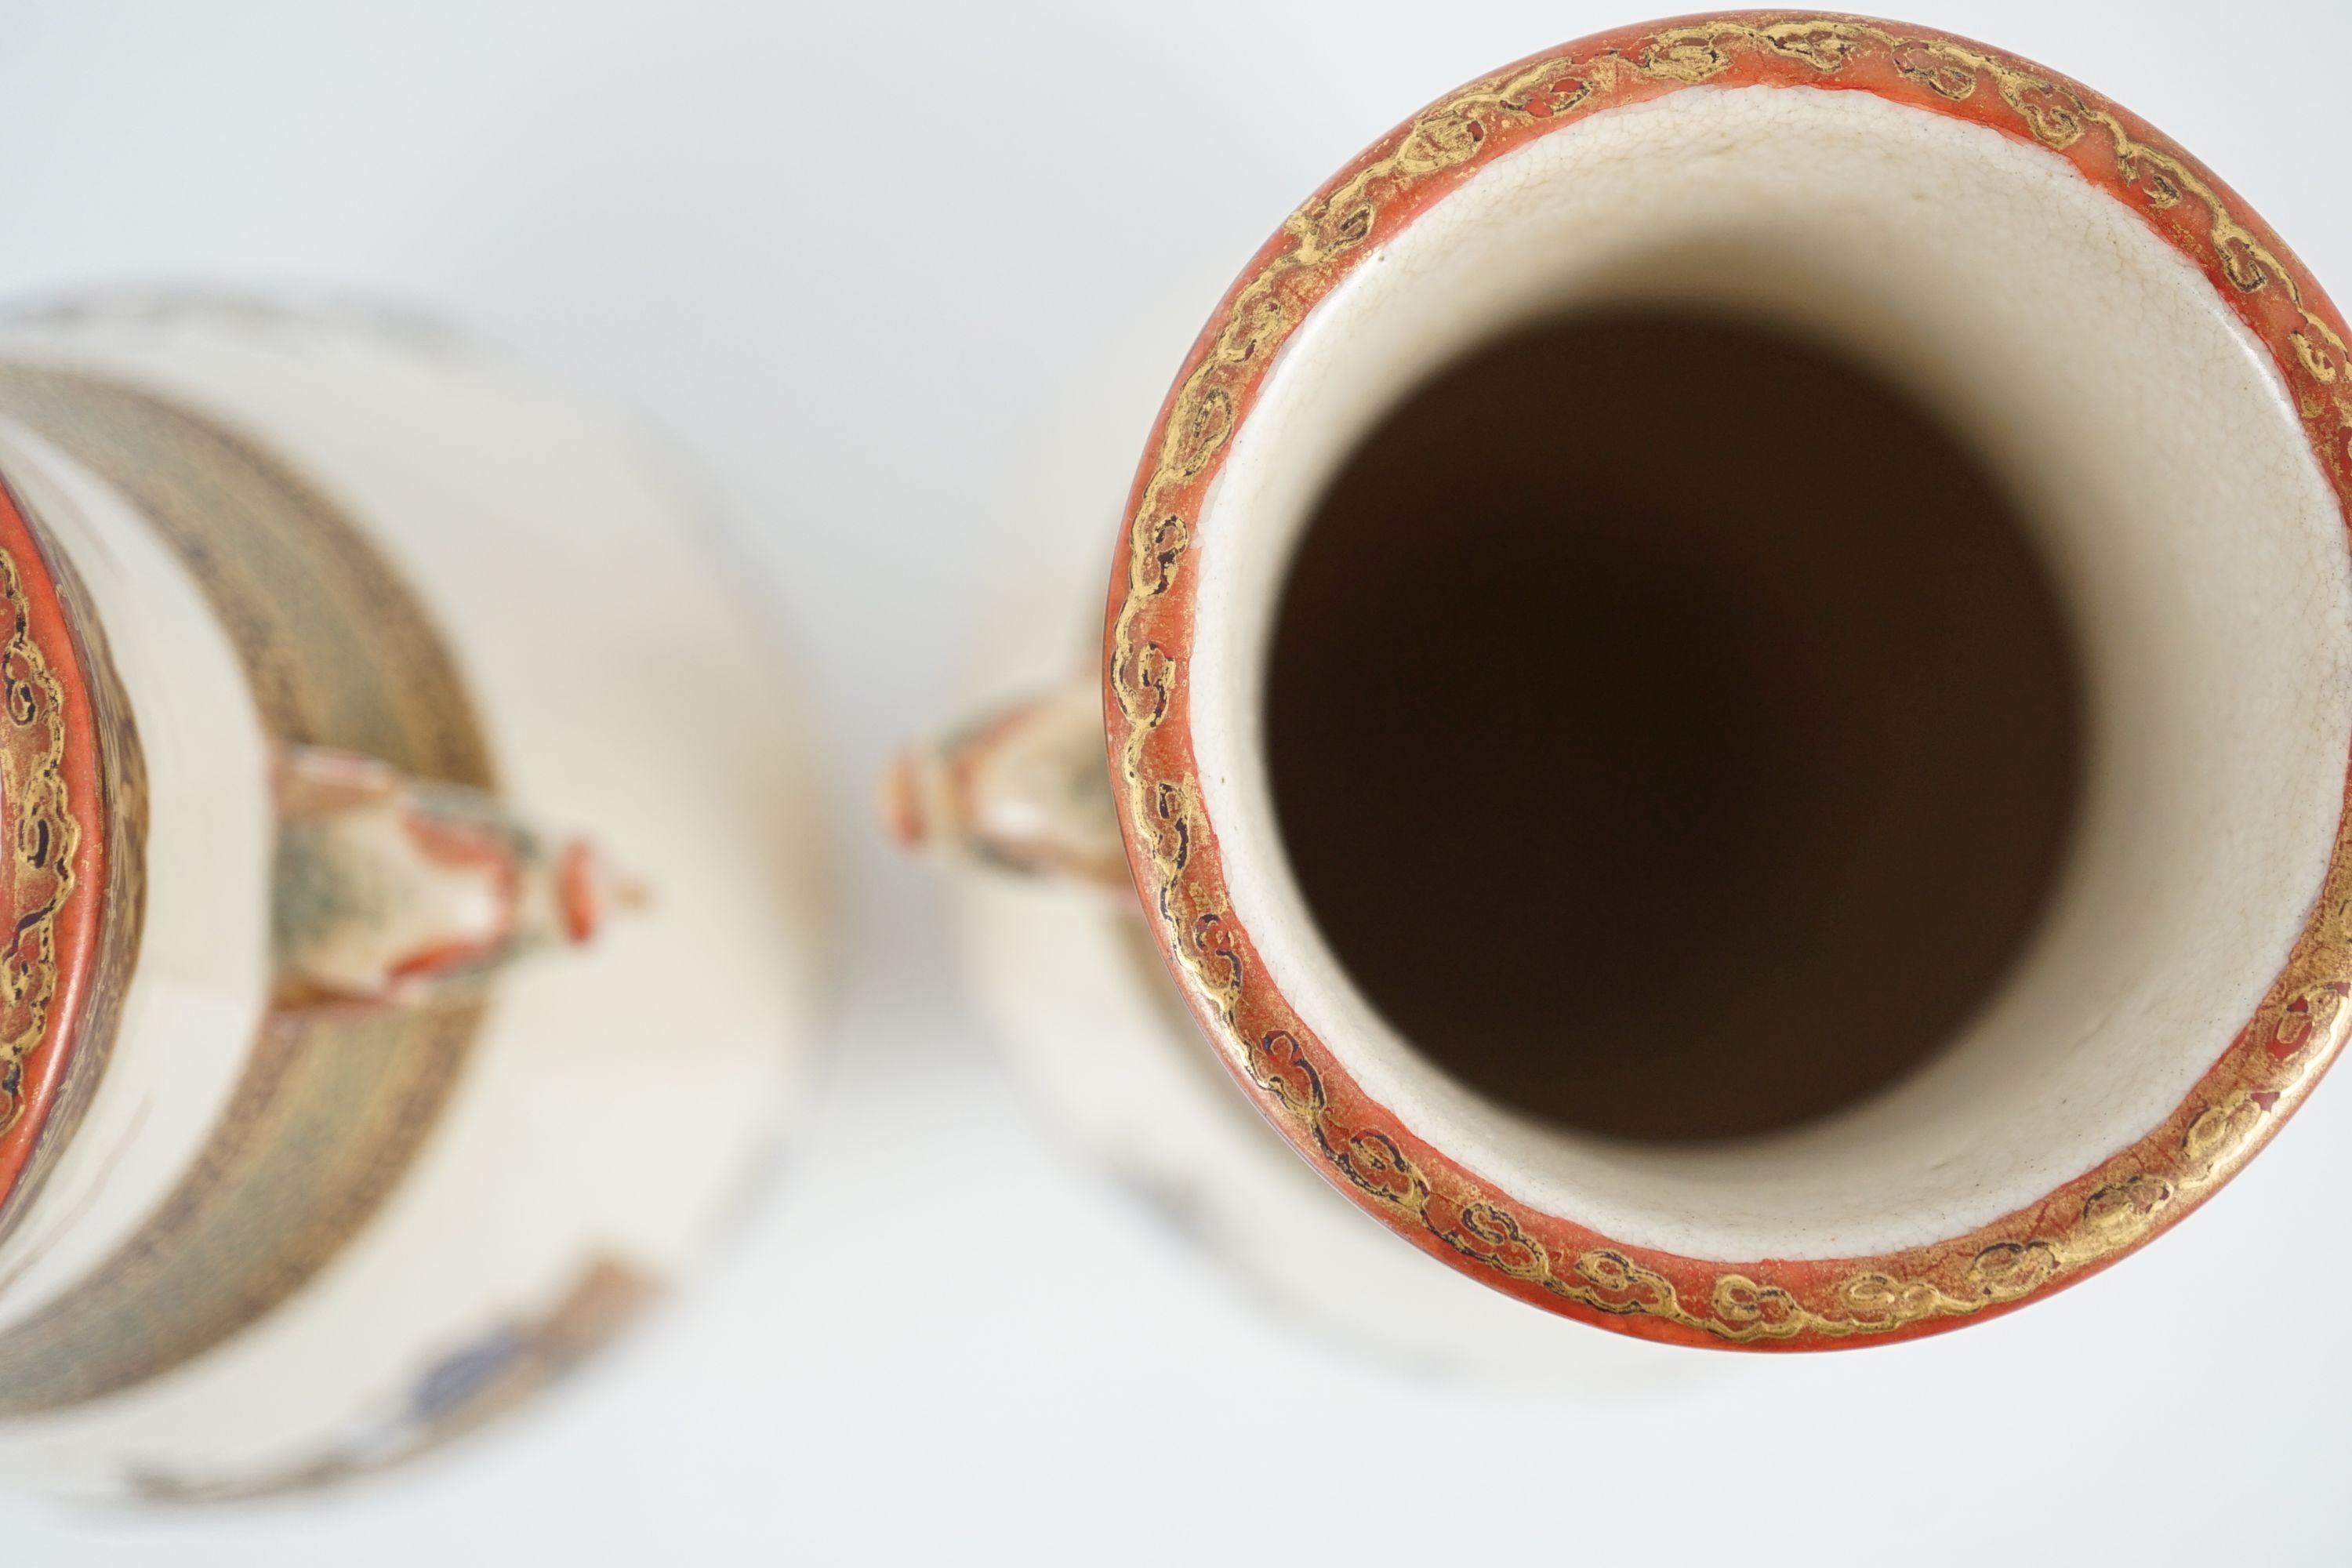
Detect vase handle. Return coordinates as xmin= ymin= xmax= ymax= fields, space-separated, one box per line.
xmin=883 ymin=678 xmax=1131 ymax=891
xmin=270 ymin=745 xmax=630 ymax=1009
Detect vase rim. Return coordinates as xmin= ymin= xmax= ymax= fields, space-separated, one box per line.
xmin=1103 ymin=12 xmax=2352 ymax=1349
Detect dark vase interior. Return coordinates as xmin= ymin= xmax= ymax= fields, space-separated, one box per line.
xmin=1265 ymin=310 xmax=2085 ymax=1143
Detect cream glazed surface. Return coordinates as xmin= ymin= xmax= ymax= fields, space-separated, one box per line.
xmin=935 ymin=353 xmax=1690 ymax=1383
xmin=0 ymin=300 xmax=827 ymax=1498
xmin=1186 ymin=82 xmax=2352 ymax=1263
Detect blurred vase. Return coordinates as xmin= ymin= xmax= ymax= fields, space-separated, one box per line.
xmin=895 ymin=15 xmax=2352 ymax=1352
xmin=0 ymin=296 xmax=826 ymax=1497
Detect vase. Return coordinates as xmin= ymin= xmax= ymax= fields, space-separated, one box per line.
xmin=894 ymin=15 xmax=2352 ymax=1352
xmin=0 ymin=296 xmax=826 ymax=1496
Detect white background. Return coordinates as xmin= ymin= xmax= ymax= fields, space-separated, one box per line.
xmin=1 ymin=2 xmax=2347 ymax=1562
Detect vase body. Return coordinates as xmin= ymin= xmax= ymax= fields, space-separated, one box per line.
xmin=903 ymin=16 xmax=2352 ymax=1352
xmin=0 ymin=297 xmax=825 ymax=1498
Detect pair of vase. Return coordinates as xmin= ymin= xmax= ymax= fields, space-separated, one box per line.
xmin=5 ymin=14 xmax=2349 ymax=1501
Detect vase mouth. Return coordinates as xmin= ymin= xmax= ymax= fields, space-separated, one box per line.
xmin=1259 ymin=304 xmax=2088 ymax=1150
xmin=1108 ymin=16 xmax=2352 ymax=1347
xmin=0 ymin=463 xmax=121 ymax=1235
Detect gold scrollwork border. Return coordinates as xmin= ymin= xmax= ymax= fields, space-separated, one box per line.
xmin=0 ymin=470 xmax=114 ymax=1232
xmin=1105 ymin=13 xmax=2352 ymax=1348
xmin=0 ymin=546 xmax=76 ymax=1142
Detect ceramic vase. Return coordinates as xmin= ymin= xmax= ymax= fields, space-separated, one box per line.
xmin=0 ymin=296 xmax=826 ymax=1497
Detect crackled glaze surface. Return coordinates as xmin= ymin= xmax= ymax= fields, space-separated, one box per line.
xmin=1105 ymin=16 xmax=2352 ymax=1348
